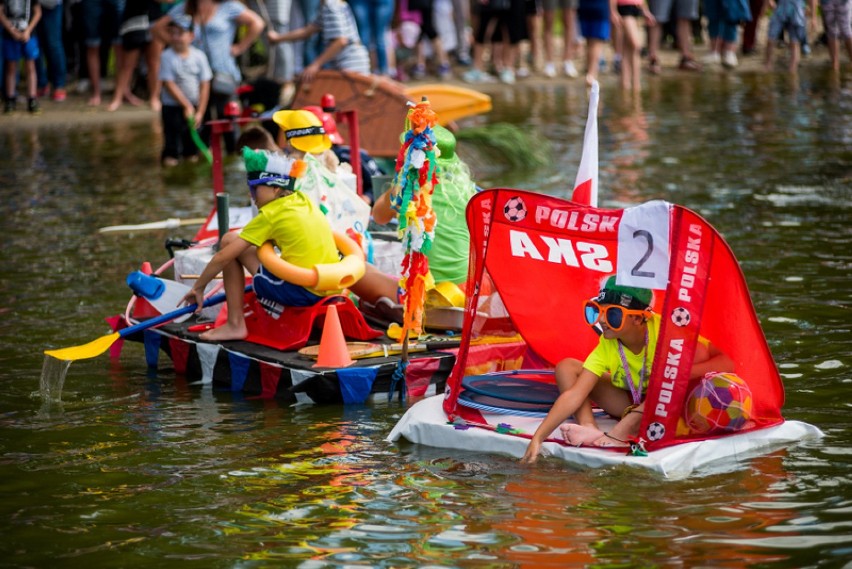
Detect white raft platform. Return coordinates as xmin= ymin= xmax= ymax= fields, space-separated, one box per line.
xmin=387 ymin=395 xmax=825 ymax=479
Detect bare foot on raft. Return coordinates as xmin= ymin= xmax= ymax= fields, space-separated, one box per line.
xmin=560 ymin=423 xmax=606 ymax=446
xmin=199 ymin=322 xmax=248 ymax=342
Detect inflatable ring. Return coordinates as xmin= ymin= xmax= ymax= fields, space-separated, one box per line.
xmin=256 ymin=231 xmax=366 ymax=291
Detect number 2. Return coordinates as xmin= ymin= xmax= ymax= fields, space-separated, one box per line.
xmin=631 ymin=230 xmax=655 ymax=278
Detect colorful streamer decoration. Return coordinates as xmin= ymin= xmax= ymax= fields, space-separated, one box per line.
xmin=391 ymin=97 xmax=439 ymax=342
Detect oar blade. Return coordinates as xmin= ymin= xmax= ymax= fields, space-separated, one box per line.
xmin=44 ymin=332 xmax=121 ymax=361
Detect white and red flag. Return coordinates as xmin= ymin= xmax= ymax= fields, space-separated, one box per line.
xmin=571 ymin=80 xmax=600 ymax=207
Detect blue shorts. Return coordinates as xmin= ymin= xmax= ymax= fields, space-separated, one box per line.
xmin=252 ymin=265 xmax=324 ymax=307
xmin=3 ymin=36 xmax=40 ymax=61
xmin=83 ymin=0 xmax=126 ymax=47
xmin=579 ymin=17 xmax=611 ymax=40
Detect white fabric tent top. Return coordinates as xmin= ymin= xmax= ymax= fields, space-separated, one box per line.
xmin=387 ymin=395 xmax=824 ymax=479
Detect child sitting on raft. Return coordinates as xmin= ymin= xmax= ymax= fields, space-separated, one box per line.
xmin=180 ymin=148 xmax=342 ymax=342
xmin=521 ymin=275 xmax=734 ymax=463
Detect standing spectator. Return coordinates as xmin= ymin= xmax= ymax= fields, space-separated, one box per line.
xmin=267 ymin=0 xmax=370 ymax=81
xmin=647 ymin=0 xmax=701 ymax=72
xmin=159 ymin=14 xmax=211 ymax=166
xmin=293 ymin=0 xmax=321 ymax=68
xmin=35 ymin=0 xmax=67 ymax=101
xmin=153 ymin=0 xmax=264 ymax=153
xmin=542 ymin=0 xmax=579 ymax=78
xmin=611 ymin=0 xmax=654 ymax=90
xmin=107 ymin=0 xmax=157 ymax=111
xmin=349 ymin=0 xmax=395 ymax=75
xmin=247 ymin=0 xmax=296 ymax=101
xmin=577 ymin=0 xmax=611 ymax=85
xmin=741 ymin=0 xmax=766 ymax=54
xmin=449 ymin=0 xmax=471 ymax=64
xmin=820 ymin=0 xmax=852 ymax=71
xmin=704 ymin=0 xmax=751 ymax=68
xmin=764 ymin=0 xmax=815 ymax=71
xmin=81 ymin=0 xmax=126 ymax=105
xmin=1 ymin=0 xmax=42 ymax=112
xmin=407 ymin=0 xmax=452 ymax=78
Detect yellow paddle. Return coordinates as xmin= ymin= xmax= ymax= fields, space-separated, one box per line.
xmin=44 ymin=288 xmax=241 ymax=361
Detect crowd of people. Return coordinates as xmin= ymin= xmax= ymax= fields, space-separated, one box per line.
xmin=1 ymin=0 xmax=850 ymax=115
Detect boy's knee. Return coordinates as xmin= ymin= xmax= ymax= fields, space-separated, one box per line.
xmin=555 ymin=357 xmax=583 ymax=391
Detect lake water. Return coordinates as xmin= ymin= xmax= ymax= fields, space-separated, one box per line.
xmin=1 ymin=69 xmax=850 ymax=567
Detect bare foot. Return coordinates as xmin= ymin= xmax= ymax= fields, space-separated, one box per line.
xmin=126 ymin=93 xmax=144 ymax=106
xmin=199 ymin=322 xmax=247 ymax=342
xmin=560 ymin=423 xmax=604 ymax=446
xmin=107 ymin=98 xmax=121 ymax=112
xmin=88 ymin=95 xmax=101 ymax=106
xmin=591 ymin=433 xmax=629 ymax=448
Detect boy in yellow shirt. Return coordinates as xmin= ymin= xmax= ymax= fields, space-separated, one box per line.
xmin=181 ymin=148 xmax=340 ymax=342
xmin=522 ymin=275 xmax=733 ymax=462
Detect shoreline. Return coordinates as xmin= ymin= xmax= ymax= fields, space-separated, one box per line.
xmin=0 ymin=40 xmax=842 ymax=132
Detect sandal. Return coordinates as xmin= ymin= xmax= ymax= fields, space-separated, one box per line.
xmin=648 ymin=57 xmax=661 ymax=75
xmin=678 ymin=56 xmax=702 ymax=71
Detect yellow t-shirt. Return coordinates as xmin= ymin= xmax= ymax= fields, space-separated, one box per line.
xmin=240 ymin=191 xmax=339 ymax=296
xmin=583 ymin=314 xmax=661 ymax=396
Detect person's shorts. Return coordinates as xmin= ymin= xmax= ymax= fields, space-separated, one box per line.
xmin=821 ymin=0 xmax=852 ymax=39
xmin=648 ymin=0 xmax=698 ymax=23
xmin=579 ymin=17 xmax=610 ymax=39
xmin=119 ymin=15 xmax=151 ymax=50
xmin=617 ymin=4 xmax=644 ymax=17
xmin=2 ymin=36 xmax=40 ymax=61
xmin=768 ymin=14 xmax=807 ymax=42
xmin=544 ymin=0 xmax=579 ymax=11
xmin=83 ymin=0 xmax=127 ymax=47
xmin=252 ymin=265 xmax=324 ymax=309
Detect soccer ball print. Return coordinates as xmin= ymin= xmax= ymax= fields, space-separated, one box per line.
xmin=671 ymin=307 xmax=691 ymax=327
xmin=503 ymin=196 xmax=527 ymax=222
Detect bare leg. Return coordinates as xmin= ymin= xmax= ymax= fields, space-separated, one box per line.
xmin=25 ymin=60 xmax=37 ymax=98
xmin=86 ymin=45 xmax=101 ymax=105
xmin=108 ymin=48 xmax=142 ymax=111
xmin=199 ymin=233 xmax=256 ymax=341
xmin=554 ymin=358 xmax=596 ymax=427
xmin=147 ymin=39 xmax=163 ymax=111
xmin=676 ymin=18 xmax=694 ymax=60
xmin=789 ymin=42 xmax=800 ymax=72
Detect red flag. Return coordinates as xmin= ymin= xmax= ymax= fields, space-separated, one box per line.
xmin=571 ymin=80 xmax=600 ymax=207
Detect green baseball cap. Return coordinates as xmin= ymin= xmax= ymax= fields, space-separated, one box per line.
xmin=597 ymin=275 xmax=652 ymax=309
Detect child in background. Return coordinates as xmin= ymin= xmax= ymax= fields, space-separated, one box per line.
xmin=158 ymin=15 xmax=212 ymax=166
xmin=181 ymin=148 xmax=341 ymax=341
xmin=764 ymin=0 xmax=817 ymax=72
xmin=821 ymin=0 xmax=852 ymax=71
xmin=1 ymin=0 xmax=41 ymax=113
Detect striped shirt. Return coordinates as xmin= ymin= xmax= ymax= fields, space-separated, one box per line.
xmin=314 ymin=0 xmax=370 ymax=74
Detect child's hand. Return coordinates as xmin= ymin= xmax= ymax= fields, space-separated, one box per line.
xmin=181 ymin=288 xmax=205 ymax=313
xmin=300 ymin=62 xmax=320 ymax=83
xmin=610 ymin=11 xmax=622 ymax=27
xmin=183 ymin=103 xmax=196 ymax=120
xmin=644 ymin=10 xmax=656 ymax=25
xmin=267 ymin=29 xmax=281 ymax=43
xmin=193 ymin=110 xmax=204 ymax=128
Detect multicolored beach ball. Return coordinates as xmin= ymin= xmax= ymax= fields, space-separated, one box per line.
xmin=685 ymin=373 xmax=753 ymax=433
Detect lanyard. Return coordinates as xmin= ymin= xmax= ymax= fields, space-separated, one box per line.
xmin=616 ymin=328 xmax=648 ymax=405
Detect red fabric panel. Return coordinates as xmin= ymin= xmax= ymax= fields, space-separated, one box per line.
xmin=168 ymin=338 xmax=190 ymax=375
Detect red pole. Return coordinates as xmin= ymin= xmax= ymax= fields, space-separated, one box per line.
xmin=340 ymin=109 xmax=362 ymax=197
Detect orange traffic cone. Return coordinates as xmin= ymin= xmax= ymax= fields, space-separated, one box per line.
xmin=313 ymin=304 xmax=353 ymax=368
